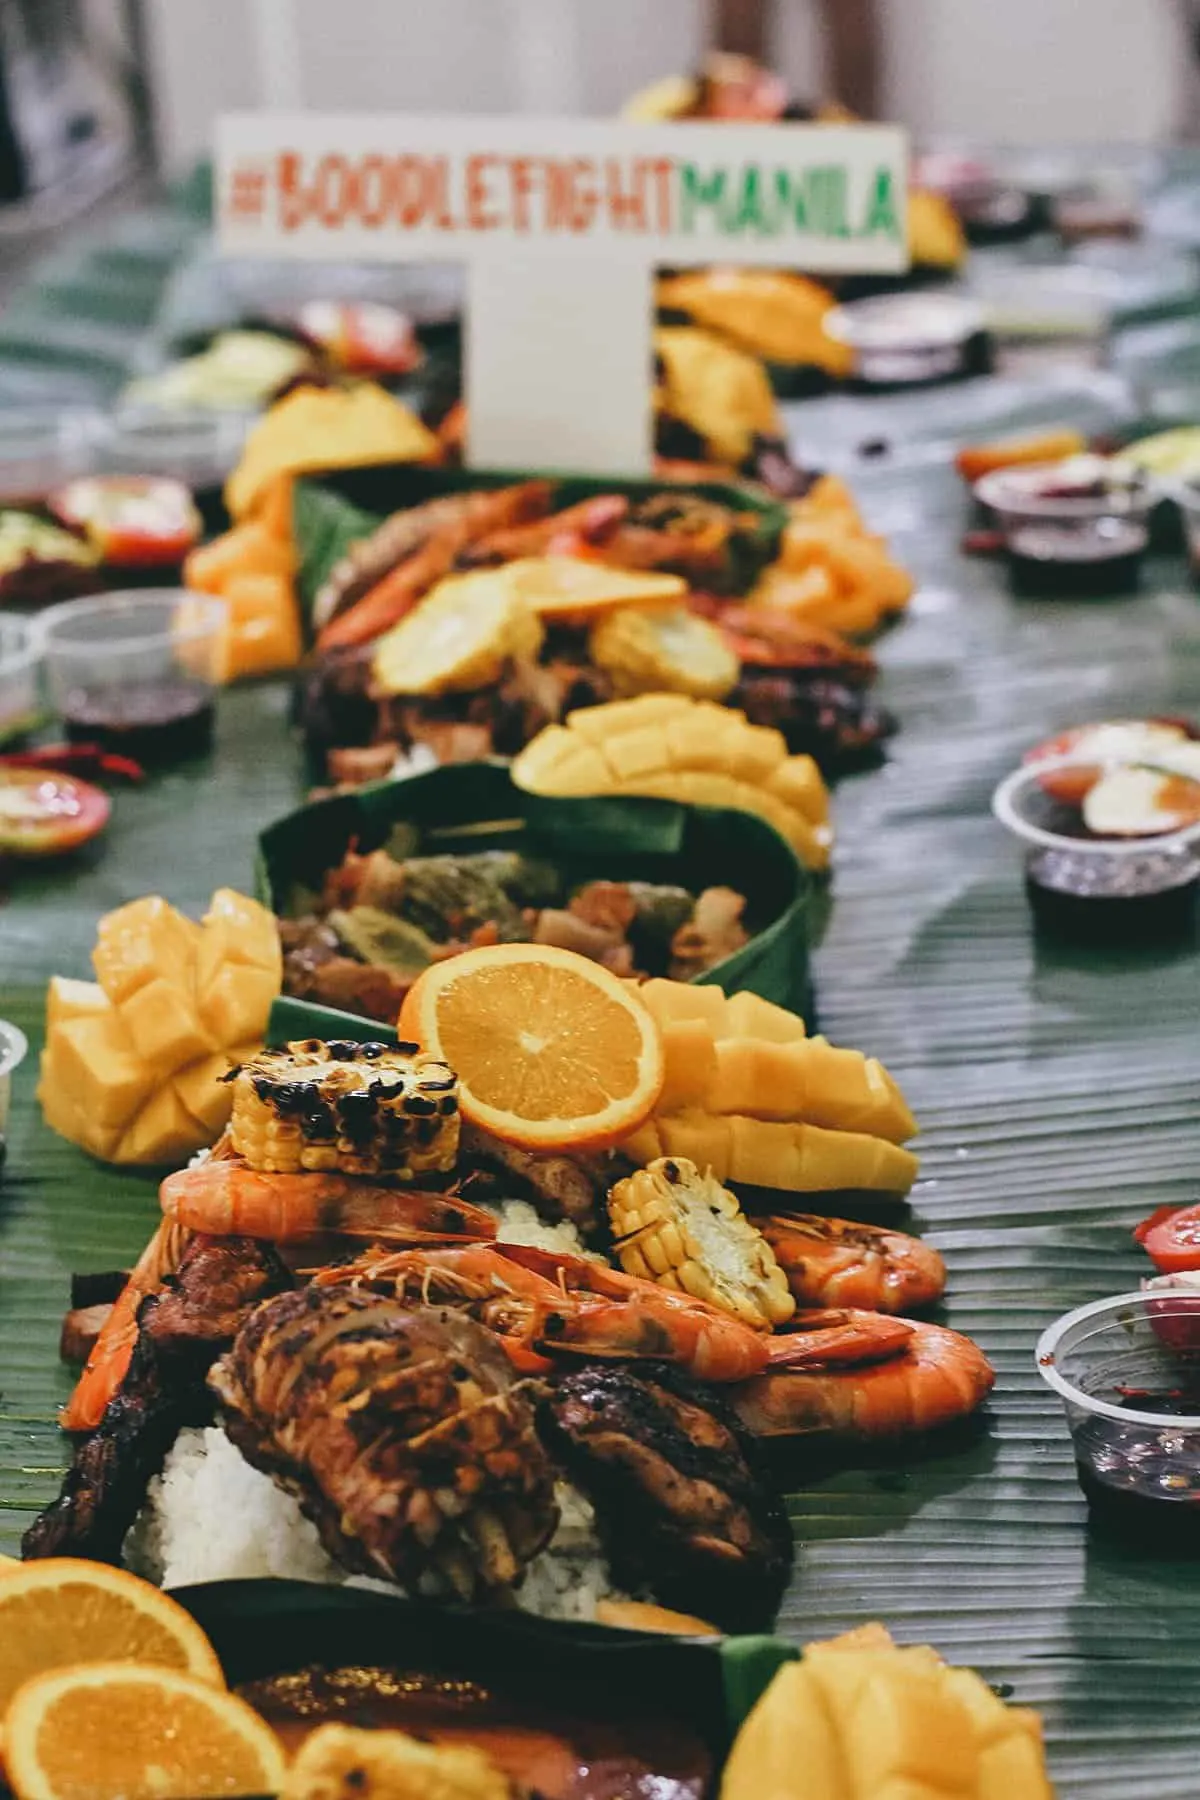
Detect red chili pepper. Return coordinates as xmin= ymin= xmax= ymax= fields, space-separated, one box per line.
xmin=0 ymin=744 xmax=145 ymax=784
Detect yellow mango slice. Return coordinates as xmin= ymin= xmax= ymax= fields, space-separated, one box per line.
xmin=173 ymin=1053 xmax=237 ymax=1138
xmin=602 ymin=725 xmax=671 ymax=783
xmin=657 ymin=1017 xmax=719 ymax=1114
xmin=765 ymin=756 xmax=830 ymax=823
xmin=633 ymin=978 xmax=728 ymax=1033
xmin=565 ymin=694 xmax=693 ymax=742
xmin=978 ymin=1731 xmax=1054 ymax=1800
xmin=619 ymin=1119 xmax=664 ymax=1166
xmin=197 ymin=964 xmax=279 ymax=1048
xmin=117 ymin=1083 xmax=206 ymax=1165
xmin=118 ymin=976 xmax=215 ymax=1076
xmin=834 ymin=1660 xmax=977 ymax=1798
xmin=719 ymin=1660 xmax=845 ymax=1800
xmin=37 ymin=1051 xmax=122 ymax=1161
xmin=201 ymin=888 xmax=282 ymax=976
xmin=46 ymin=976 xmax=110 ymax=1031
xmin=656 ymin=1109 xmax=735 ymax=1176
xmin=92 ymin=896 xmax=199 ymax=1005
xmin=50 ymin=1013 xmax=154 ymax=1131
xmin=721 ymin=990 xmax=806 ymax=1043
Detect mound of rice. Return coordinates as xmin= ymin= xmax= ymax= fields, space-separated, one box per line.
xmin=141 ymin=1175 xmax=612 ymax=1612
xmin=135 ymin=1428 xmax=621 ymax=1621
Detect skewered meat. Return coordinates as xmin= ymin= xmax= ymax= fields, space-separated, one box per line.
xmin=538 ymin=1363 xmax=792 ymax=1631
xmin=24 ymin=1235 xmax=290 ymax=1563
xmin=210 ymin=1288 xmax=559 ymax=1598
xmin=734 ymin=672 xmax=896 ymax=770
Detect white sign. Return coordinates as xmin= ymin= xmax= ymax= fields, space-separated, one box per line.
xmin=217 ymin=114 xmax=909 ymax=472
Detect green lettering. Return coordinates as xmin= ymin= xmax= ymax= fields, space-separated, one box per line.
xmin=806 ymin=165 xmax=850 ymax=237
xmin=778 ymin=167 xmax=806 ymax=231
xmin=862 ymin=165 xmax=901 ymax=239
xmin=732 ymin=164 xmax=780 ymax=235
xmin=679 ymin=162 xmax=728 ymax=230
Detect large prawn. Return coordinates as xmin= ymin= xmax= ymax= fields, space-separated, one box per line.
xmin=60 ymin=1219 xmax=192 ymax=1432
xmin=313 ymin=1241 xmax=908 ymax=1386
xmin=736 ymin=1310 xmax=995 ymax=1440
xmin=159 ymin=1161 xmax=498 ymax=1246
xmin=758 ymin=1215 xmax=946 ymax=1314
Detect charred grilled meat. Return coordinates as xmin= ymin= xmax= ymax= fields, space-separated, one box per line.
xmin=210 ymin=1287 xmax=558 ymax=1599
xmin=457 ymin=1120 xmax=618 ymax=1238
xmin=538 ymin=1364 xmax=792 ymax=1632
xmin=24 ymin=1235 xmax=290 ymax=1564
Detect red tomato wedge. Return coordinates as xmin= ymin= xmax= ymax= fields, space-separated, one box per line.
xmin=297 ymin=299 xmax=422 ymax=376
xmin=1023 ymin=719 xmax=1193 ymax=806
xmin=50 ymin=476 xmax=201 ymax=568
xmin=1134 ymin=1203 xmax=1200 ymax=1273
xmin=0 ymin=767 xmax=110 ymax=858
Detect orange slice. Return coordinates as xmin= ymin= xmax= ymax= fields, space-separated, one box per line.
xmin=0 ymin=1560 xmax=224 ymax=1719
xmin=399 ymin=943 xmax=664 ymax=1152
xmin=3 ymin=1664 xmax=286 ymax=1800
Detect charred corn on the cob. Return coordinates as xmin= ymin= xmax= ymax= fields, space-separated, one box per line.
xmin=589 ymin=604 xmax=738 ymax=701
xmin=229 ymin=1039 xmax=460 ymax=1177
xmin=609 ymin=1156 xmax=795 ymax=1328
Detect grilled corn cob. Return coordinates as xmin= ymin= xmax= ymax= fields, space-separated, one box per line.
xmin=589 ymin=604 xmax=738 ymax=701
xmin=229 ymin=1038 xmax=460 ymax=1177
xmin=371 ymin=569 xmax=544 ymax=697
xmin=609 ymin=1156 xmax=794 ymax=1328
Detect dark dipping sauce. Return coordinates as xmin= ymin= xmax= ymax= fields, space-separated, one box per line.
xmin=238 ymin=1665 xmax=712 ymax=1800
xmin=1006 ymin=518 xmax=1147 ymax=595
xmin=1075 ymin=1400 xmax=1200 ymax=1548
xmin=62 ymin=680 xmax=214 ymax=761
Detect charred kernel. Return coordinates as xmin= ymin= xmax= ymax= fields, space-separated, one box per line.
xmin=418 ymin=1076 xmax=457 ymax=1092
xmin=404 ymin=1096 xmax=439 ymax=1116
xmin=395 ymin=1040 xmax=420 ymax=1055
xmin=439 ymin=1096 xmax=458 ymax=1115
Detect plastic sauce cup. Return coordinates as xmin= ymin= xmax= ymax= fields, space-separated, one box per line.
xmin=37 ymin=590 xmax=224 ymax=764
xmin=1037 ymin=1291 xmax=1200 ymax=1537
xmin=0 ymin=616 xmax=43 ymax=746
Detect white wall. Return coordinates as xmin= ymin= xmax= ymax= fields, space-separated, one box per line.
xmin=879 ymin=0 xmax=1187 ymax=144
xmin=141 ymin=0 xmax=1187 ymax=172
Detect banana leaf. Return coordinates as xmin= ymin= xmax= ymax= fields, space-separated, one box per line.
xmin=13 ymin=277 xmax=1200 ymax=1792
xmin=257 ymin=759 xmax=811 ymax=1038
xmin=291 ymin=464 xmax=788 ymax=637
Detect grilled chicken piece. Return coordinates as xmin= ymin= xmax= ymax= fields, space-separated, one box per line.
xmin=24 ymin=1236 xmax=290 ymax=1564
xmin=457 ymin=1120 xmax=617 ymax=1237
xmin=211 ymin=1288 xmax=558 ymax=1598
xmin=538 ymin=1363 xmax=792 ymax=1632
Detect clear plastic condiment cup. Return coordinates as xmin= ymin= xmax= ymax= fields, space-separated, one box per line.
xmin=0 ymin=1020 xmax=28 ymax=1172
xmin=0 ymin=617 xmax=43 ymax=746
xmin=1037 ymin=1291 xmax=1200 ymax=1512
xmin=36 ymin=590 xmax=224 ymax=762
xmin=98 ymin=407 xmax=252 ymax=490
xmin=824 ymin=292 xmax=983 ymax=385
xmin=991 ymin=753 xmax=1200 ymax=932
xmin=0 ymin=409 xmax=103 ymax=506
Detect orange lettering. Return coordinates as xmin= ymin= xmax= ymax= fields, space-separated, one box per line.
xmin=395 ymin=155 xmax=429 ymax=228
xmin=432 ymin=157 xmax=457 ymax=230
xmin=355 ymin=154 xmax=389 ymax=227
xmin=648 ymin=157 xmax=674 ymax=232
xmin=605 ymin=157 xmax=648 ymax=231
xmin=276 ymin=151 xmax=307 ymax=230
xmin=466 ymin=153 xmax=499 ymax=230
xmin=569 ymin=157 xmax=598 ymax=232
xmin=509 ymin=156 xmax=536 ymax=231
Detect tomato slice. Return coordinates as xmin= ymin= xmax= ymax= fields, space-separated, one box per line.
xmin=297 ymin=300 xmax=421 ymax=376
xmin=0 ymin=767 xmax=110 ymax=858
xmin=50 ymin=476 xmax=201 ymax=568
xmin=1023 ymin=719 xmax=1192 ymax=806
xmin=1134 ymin=1203 xmax=1200 ymax=1273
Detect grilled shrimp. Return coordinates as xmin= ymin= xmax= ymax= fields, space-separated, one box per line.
xmin=759 ymin=1214 xmax=946 ymax=1314
xmin=734 ymin=1312 xmax=994 ymax=1439
xmin=159 ymin=1160 xmax=497 ymax=1245
xmin=60 ymin=1220 xmax=192 ymax=1432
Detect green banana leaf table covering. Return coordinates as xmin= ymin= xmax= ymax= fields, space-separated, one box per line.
xmin=8 ymin=415 xmax=1200 ymax=1794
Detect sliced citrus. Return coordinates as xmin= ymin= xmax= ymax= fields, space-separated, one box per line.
xmin=3 ymin=1664 xmax=285 ymax=1800
xmin=0 ymin=1560 xmax=224 ymax=1718
xmin=399 ymin=943 xmax=664 ymax=1152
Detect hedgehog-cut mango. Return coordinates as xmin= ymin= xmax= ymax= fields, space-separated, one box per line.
xmin=511 ymin=694 xmax=833 ymax=871
xmin=38 ymin=889 xmax=281 ymax=1165
xmin=622 ymin=1111 xmax=919 ymax=1200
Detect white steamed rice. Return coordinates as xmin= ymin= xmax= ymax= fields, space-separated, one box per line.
xmin=135 ymin=1427 xmax=621 ymax=1621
